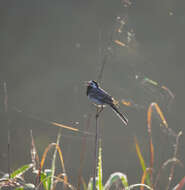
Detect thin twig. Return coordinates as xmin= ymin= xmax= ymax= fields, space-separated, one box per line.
xmin=97 ymin=26 xmax=115 ymax=84
xmin=97 ymin=54 xmax=108 ymax=84
xmin=7 ymin=131 xmax=10 ymax=178
xmin=3 ymin=82 xmax=10 ymax=179
xmin=4 ymin=82 xmax=11 ymax=190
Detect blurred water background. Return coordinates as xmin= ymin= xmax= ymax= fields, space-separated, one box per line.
xmin=0 ymin=0 xmax=185 ymax=188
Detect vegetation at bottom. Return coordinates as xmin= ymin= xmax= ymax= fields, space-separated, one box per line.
xmin=0 ymin=102 xmax=184 ymax=190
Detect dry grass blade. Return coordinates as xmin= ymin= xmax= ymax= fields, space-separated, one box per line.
xmin=140 ymin=168 xmax=152 ymax=190
xmin=166 ymin=131 xmax=182 ymax=190
xmin=149 ymin=138 xmax=154 ymax=174
xmin=147 ymin=102 xmax=168 ymax=132
xmin=154 ymin=157 xmax=183 ymax=189
xmin=38 ymin=143 xmax=67 ymax=187
xmin=48 ymin=121 xmax=93 ymax=136
xmin=30 ymin=130 xmax=40 ymax=171
xmin=161 ymin=86 xmax=175 ymax=99
xmin=173 ymin=176 xmax=185 ymax=190
xmin=140 ymin=170 xmax=147 ymax=190
xmin=50 ymin=121 xmax=79 ymax=132
xmin=147 ymin=102 xmax=170 ymax=183
xmin=153 ymin=103 xmax=168 ymax=128
xmin=114 ymin=40 xmax=126 ymax=47
xmin=53 ymin=176 xmax=75 ymax=190
xmin=13 ymin=107 xmax=89 ymax=134
xmin=41 ymin=143 xmax=66 ymax=174
xmin=147 ymin=104 xmax=152 ymax=134
xmin=36 ymin=175 xmax=75 ymax=190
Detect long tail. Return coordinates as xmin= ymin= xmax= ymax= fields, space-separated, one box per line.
xmin=110 ymin=104 xmax=128 ymax=126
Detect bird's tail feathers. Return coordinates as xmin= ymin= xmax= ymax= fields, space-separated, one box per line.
xmin=111 ymin=104 xmax=128 ymax=126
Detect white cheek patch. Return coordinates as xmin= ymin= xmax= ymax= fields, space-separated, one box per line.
xmin=91 ymin=83 xmax=97 ymax=88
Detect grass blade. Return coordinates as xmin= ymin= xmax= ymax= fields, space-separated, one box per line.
xmin=97 ymin=140 xmax=103 ymax=190
xmin=134 ymin=137 xmax=150 ymax=186
xmin=51 ymin=129 xmax=62 ymax=189
xmin=80 ymin=177 xmax=88 ymax=190
xmin=128 ymin=183 xmax=152 ymax=190
xmin=173 ymin=176 xmax=185 ymax=190
xmin=149 ymin=138 xmax=154 ymax=173
xmin=104 ymin=172 xmax=128 ymax=190
xmin=38 ymin=143 xmax=67 ymax=188
xmin=30 ymin=130 xmax=39 ymax=171
xmin=40 ymin=169 xmax=52 ymax=190
xmin=140 ymin=168 xmax=152 ymax=190
xmin=10 ymin=164 xmax=33 ymax=178
xmin=87 ymin=177 xmax=93 ymax=190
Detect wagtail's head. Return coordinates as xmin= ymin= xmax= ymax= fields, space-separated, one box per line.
xmin=87 ymin=80 xmax=99 ymax=89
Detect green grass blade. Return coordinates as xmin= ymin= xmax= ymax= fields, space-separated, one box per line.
xmin=97 ymin=140 xmax=103 ymax=190
xmin=135 ymin=137 xmax=151 ymax=186
xmin=15 ymin=187 xmax=24 ymax=190
xmin=104 ymin=172 xmax=128 ymax=190
xmin=40 ymin=169 xmax=52 ymax=190
xmin=45 ymin=169 xmax=52 ymax=190
xmin=10 ymin=164 xmax=33 ymax=178
xmin=40 ymin=172 xmax=48 ymax=190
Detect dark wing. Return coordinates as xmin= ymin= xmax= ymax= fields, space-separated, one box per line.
xmin=88 ymin=87 xmax=114 ymax=105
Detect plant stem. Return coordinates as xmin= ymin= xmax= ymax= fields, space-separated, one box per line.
xmin=93 ymin=110 xmax=100 ymax=190
xmin=77 ymin=113 xmax=92 ymax=190
xmin=51 ymin=129 xmax=62 ymax=189
xmin=3 ymin=82 xmax=10 ymax=179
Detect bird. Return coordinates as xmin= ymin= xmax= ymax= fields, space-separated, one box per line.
xmin=86 ymin=80 xmax=128 ymax=126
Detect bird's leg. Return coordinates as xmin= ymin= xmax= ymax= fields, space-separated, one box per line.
xmin=95 ymin=106 xmax=103 ymax=119
xmin=99 ymin=105 xmax=103 ymax=114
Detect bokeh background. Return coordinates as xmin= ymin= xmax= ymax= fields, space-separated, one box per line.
xmin=0 ymin=0 xmax=185 ymax=189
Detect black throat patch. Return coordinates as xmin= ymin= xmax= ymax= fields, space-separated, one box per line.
xmin=86 ymin=85 xmax=92 ymax=96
